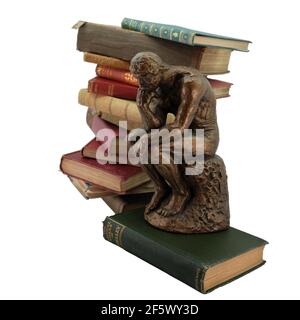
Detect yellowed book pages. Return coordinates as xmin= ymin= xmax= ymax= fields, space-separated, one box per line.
xmin=199 ymin=48 xmax=232 ymax=75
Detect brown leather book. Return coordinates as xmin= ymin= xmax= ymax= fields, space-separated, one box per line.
xmin=76 ymin=22 xmax=232 ymax=74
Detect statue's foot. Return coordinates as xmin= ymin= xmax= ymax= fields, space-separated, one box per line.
xmin=157 ymin=191 xmax=190 ymax=217
xmin=145 ymin=188 xmax=168 ymax=215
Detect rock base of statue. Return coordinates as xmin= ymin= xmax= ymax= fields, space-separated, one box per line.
xmin=144 ymin=155 xmax=230 ymax=233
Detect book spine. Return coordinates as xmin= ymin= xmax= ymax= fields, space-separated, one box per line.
xmin=121 ymin=18 xmax=196 ymax=46
xmin=84 ymin=52 xmax=130 ymax=70
xmin=78 ymin=89 xmax=142 ymax=123
xmin=96 ymin=66 xmax=139 ymax=87
xmin=88 ymin=78 xmax=138 ymax=100
xmin=103 ymin=217 xmax=206 ymax=293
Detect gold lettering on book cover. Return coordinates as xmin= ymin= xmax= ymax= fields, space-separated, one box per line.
xmin=103 ymin=221 xmax=114 ymax=242
xmin=115 ymin=225 xmax=125 ymax=247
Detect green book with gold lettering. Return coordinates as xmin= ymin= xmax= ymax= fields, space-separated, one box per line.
xmin=121 ymin=18 xmax=251 ymax=52
xmin=103 ymin=210 xmax=267 ymax=293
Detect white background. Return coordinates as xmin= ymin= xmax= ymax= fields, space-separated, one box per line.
xmin=0 ymin=0 xmax=299 ymax=300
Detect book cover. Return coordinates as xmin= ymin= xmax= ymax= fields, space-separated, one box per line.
xmin=82 ymin=138 xmax=131 ymax=164
xmin=103 ymin=210 xmax=268 ymax=293
xmin=121 ymin=18 xmax=250 ymax=51
xmin=60 ymin=151 xmax=149 ymax=192
xmin=88 ymin=77 xmax=138 ymax=100
xmin=96 ymin=65 xmax=139 ymax=87
xmin=78 ymin=89 xmax=141 ymax=124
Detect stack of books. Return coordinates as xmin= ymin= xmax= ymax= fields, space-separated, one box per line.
xmin=60 ymin=18 xmax=267 ymax=293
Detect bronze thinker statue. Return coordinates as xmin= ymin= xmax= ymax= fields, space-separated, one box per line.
xmin=130 ymin=52 xmax=230 ymax=233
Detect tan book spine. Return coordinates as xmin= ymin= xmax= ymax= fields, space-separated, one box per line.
xmin=78 ymin=89 xmax=141 ymax=123
xmin=83 ymin=52 xmax=130 ymax=70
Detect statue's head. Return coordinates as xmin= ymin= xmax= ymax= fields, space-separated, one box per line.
xmin=130 ymin=52 xmax=165 ymax=89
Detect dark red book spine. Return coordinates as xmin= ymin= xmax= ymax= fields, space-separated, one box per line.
xmin=88 ymin=77 xmax=138 ymax=100
xmin=96 ymin=65 xmax=139 ymax=87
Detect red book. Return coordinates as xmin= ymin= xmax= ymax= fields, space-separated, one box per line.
xmin=60 ymin=151 xmax=148 ymax=192
xmin=82 ymin=138 xmax=108 ymax=159
xmin=207 ymin=78 xmax=232 ymax=98
xmin=82 ymin=138 xmax=131 ymax=163
xmin=96 ymin=65 xmax=139 ymax=87
xmin=87 ymin=114 xmax=127 ymax=143
xmin=88 ymin=77 xmax=138 ymax=100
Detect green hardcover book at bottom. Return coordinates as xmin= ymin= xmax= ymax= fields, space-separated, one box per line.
xmin=103 ymin=210 xmax=268 ymax=293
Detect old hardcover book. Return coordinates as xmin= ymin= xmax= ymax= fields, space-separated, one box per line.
xmin=103 ymin=210 xmax=268 ymax=293
xmin=82 ymin=138 xmax=131 ymax=163
xmin=78 ymin=89 xmax=141 ymax=124
xmin=68 ymin=176 xmax=154 ymax=199
xmin=84 ymin=52 xmax=130 ymax=70
xmin=88 ymin=77 xmax=138 ymax=100
xmin=96 ymin=65 xmax=138 ymax=86
xmin=76 ymin=22 xmax=232 ymax=74
xmin=208 ymin=79 xmax=232 ymax=98
xmin=86 ymin=109 xmax=127 ymax=140
xmin=60 ymin=151 xmax=149 ymax=192
xmin=68 ymin=175 xmax=109 ymax=199
xmin=122 ymin=18 xmax=251 ymax=51
xmin=102 ymin=194 xmax=153 ymax=214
